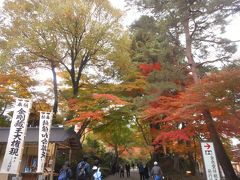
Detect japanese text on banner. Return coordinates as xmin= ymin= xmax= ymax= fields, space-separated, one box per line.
xmin=37 ymin=112 xmax=53 ymax=173
xmin=0 ymin=98 xmax=32 ymax=174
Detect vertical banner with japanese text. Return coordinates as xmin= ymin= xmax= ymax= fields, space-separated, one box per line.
xmin=37 ymin=112 xmax=53 ymax=173
xmin=0 ymin=98 xmax=32 ymax=174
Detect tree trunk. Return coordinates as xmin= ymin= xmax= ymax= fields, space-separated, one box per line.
xmin=111 ymin=145 xmax=119 ymax=174
xmin=183 ymin=14 xmax=199 ymax=84
xmin=70 ymin=71 xmax=79 ymax=96
xmin=173 ymin=154 xmax=180 ymax=172
xmin=70 ymin=55 xmax=88 ymax=96
xmin=203 ymin=109 xmax=238 ymax=180
xmin=183 ymin=10 xmax=238 ymax=179
xmin=73 ymin=83 xmax=79 ymax=96
xmin=188 ymin=152 xmax=196 ymax=176
xmin=51 ymin=63 xmax=58 ymax=115
xmin=114 ymin=145 xmax=119 ymax=165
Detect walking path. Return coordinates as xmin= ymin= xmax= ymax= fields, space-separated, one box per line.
xmin=105 ymin=170 xmax=140 ymax=180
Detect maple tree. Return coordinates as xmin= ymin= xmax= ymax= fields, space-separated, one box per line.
xmin=0 ymin=71 xmax=35 ymax=113
xmin=64 ymin=84 xmax=128 ymax=138
xmin=143 ymin=68 xmax=240 ymax=174
xmin=94 ymin=105 xmax=135 ymax=172
xmin=62 ymin=73 xmax=141 ymax=164
xmin=0 ymin=69 xmax=47 ymax=127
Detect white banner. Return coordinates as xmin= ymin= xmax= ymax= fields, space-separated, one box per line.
xmin=201 ymin=142 xmax=221 ymax=180
xmin=37 ymin=112 xmax=53 ymax=173
xmin=0 ymin=98 xmax=32 ymax=174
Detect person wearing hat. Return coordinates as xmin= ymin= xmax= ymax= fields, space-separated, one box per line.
xmin=92 ymin=165 xmax=102 ymax=180
xmin=150 ymin=161 xmax=163 ymax=180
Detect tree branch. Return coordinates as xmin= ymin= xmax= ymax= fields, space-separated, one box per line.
xmin=135 ymin=117 xmax=151 ymax=145
xmin=190 ymin=19 xmax=198 ymax=38
xmin=196 ymin=57 xmax=233 ymax=67
xmin=0 ymin=103 xmax=7 ymax=116
xmin=193 ymin=38 xmax=240 ymax=44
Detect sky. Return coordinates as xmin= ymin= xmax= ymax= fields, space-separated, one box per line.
xmin=109 ymin=0 xmax=142 ymax=26
xmin=109 ymin=0 xmax=240 ymax=51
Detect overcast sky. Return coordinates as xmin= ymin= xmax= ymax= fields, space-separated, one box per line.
xmin=110 ymin=0 xmax=240 ymax=58
xmin=109 ymin=0 xmax=240 ymax=41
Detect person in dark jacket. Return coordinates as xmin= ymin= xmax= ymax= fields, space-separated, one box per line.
xmin=131 ymin=163 xmax=135 ymax=170
xmin=150 ymin=161 xmax=163 ymax=180
xmin=125 ymin=163 xmax=131 ymax=177
xmin=58 ymin=161 xmax=72 ymax=180
xmin=138 ymin=163 xmax=144 ymax=180
xmin=76 ymin=155 xmax=91 ymax=180
xmin=119 ymin=165 xmax=124 ymax=178
xmin=143 ymin=164 xmax=150 ymax=180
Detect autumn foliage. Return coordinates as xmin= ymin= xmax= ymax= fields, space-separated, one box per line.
xmin=143 ymin=68 xmax=240 ymax=153
xmin=65 ymin=93 xmax=126 ymax=127
xmin=68 ymin=111 xmax=104 ymax=124
xmin=93 ymin=93 xmax=127 ymax=105
xmin=139 ymin=63 xmax=160 ymax=76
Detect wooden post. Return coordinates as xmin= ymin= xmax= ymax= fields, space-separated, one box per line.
xmin=0 ymin=145 xmax=8 ymax=180
xmin=50 ymin=143 xmax=57 ymax=180
xmin=69 ymin=148 xmax=72 ymax=164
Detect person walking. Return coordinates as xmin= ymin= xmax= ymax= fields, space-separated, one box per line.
xmin=119 ymin=165 xmax=124 ymax=178
xmin=92 ymin=166 xmax=102 ymax=180
xmin=150 ymin=161 xmax=163 ymax=180
xmin=138 ymin=163 xmax=144 ymax=180
xmin=143 ymin=164 xmax=150 ymax=180
xmin=115 ymin=164 xmax=120 ymax=176
xmin=125 ymin=163 xmax=131 ymax=177
xmin=58 ymin=161 xmax=72 ymax=180
xmin=131 ymin=163 xmax=135 ymax=170
xmin=76 ymin=155 xmax=91 ymax=180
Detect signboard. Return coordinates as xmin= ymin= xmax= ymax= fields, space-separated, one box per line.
xmin=0 ymin=98 xmax=32 ymax=174
xmin=201 ymin=142 xmax=221 ymax=180
xmin=37 ymin=112 xmax=53 ymax=173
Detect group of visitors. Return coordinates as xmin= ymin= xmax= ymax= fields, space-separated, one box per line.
xmin=57 ymin=156 xmax=163 ymax=180
xmin=138 ymin=161 xmax=163 ymax=180
xmin=58 ymin=155 xmax=102 ymax=180
xmin=118 ymin=163 xmax=131 ymax=178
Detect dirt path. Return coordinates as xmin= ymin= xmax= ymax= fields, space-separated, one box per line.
xmin=105 ymin=170 xmax=140 ymax=180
